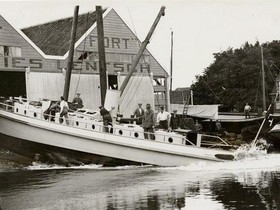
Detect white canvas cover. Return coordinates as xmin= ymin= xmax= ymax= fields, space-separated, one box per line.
xmin=170 ymin=104 xmax=219 ymax=119
xmin=118 ymin=75 xmax=155 ymax=118
xmin=26 ymin=71 xmax=101 ymax=110
xmin=26 ymin=72 xmax=154 ymax=116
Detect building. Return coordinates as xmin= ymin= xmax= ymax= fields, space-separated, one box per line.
xmin=0 ymin=8 xmax=169 ymax=117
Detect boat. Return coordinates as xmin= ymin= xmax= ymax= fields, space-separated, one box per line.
xmin=0 ymin=6 xmax=236 ymax=167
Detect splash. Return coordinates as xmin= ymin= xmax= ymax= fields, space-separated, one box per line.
xmin=26 ymin=162 xmax=103 ymax=170
xmin=234 ymin=138 xmax=270 ymax=160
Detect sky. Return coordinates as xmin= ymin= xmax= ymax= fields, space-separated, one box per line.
xmin=1 ymin=0 xmax=280 ymax=89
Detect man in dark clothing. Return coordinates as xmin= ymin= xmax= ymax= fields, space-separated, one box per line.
xmin=133 ymin=103 xmax=145 ymax=125
xmin=72 ymin=93 xmax=83 ymax=109
xmin=142 ymin=103 xmax=155 ymax=140
xmin=170 ymin=110 xmax=180 ymax=130
xmin=99 ymin=105 xmax=113 ymax=133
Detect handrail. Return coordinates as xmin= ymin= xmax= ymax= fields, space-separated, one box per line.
xmin=0 ymin=101 xmax=185 ymax=143
xmin=1 ymin=101 xmax=234 ymax=149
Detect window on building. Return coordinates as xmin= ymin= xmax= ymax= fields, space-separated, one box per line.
xmin=108 ymin=75 xmax=118 ymax=90
xmin=0 ymin=46 xmax=22 ymax=57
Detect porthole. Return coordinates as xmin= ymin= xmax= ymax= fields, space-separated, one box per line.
xmin=119 ymin=130 xmax=123 ymax=135
xmin=92 ymin=124 xmax=95 ymax=130
xmin=16 ymin=108 xmax=18 ymax=113
xmin=34 ymin=113 xmax=37 ymax=118
xmin=76 ymin=121 xmax=79 ymax=126
xmin=24 ymin=110 xmax=27 ymax=115
xmin=168 ymin=137 xmax=173 ymax=143
xmin=134 ymin=132 xmax=139 ymax=138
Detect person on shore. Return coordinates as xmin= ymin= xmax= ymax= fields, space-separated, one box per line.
xmin=169 ymin=110 xmax=180 ymax=130
xmin=244 ymin=103 xmax=251 ymax=119
xmin=156 ymin=106 xmax=171 ymax=130
xmin=142 ymin=103 xmax=155 ymax=140
xmin=59 ymin=96 xmax=69 ymax=125
xmin=133 ymin=103 xmax=145 ymax=125
xmin=215 ymin=120 xmax=222 ymax=132
xmin=72 ymin=93 xmax=83 ymax=109
xmin=99 ymin=105 xmax=114 ymax=133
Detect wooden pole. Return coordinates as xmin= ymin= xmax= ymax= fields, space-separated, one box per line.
xmin=170 ymin=30 xmax=173 ymax=92
xmin=63 ymin=6 xmax=79 ymax=101
xmin=261 ymin=45 xmax=266 ymax=111
xmin=119 ymin=6 xmax=166 ymax=94
xmin=96 ymin=6 xmax=107 ymax=106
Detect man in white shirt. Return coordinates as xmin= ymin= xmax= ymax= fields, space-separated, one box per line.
xmin=244 ymin=102 xmax=251 ymax=119
xmin=59 ymin=96 xmax=69 ymax=125
xmin=157 ymin=106 xmax=171 ymax=130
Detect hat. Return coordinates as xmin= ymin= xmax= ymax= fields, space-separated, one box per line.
xmin=77 ymin=93 xmax=81 ymax=95
xmin=99 ymin=105 xmax=103 ymax=109
xmin=173 ymin=110 xmax=177 ymax=113
xmin=138 ymin=102 xmax=142 ymax=105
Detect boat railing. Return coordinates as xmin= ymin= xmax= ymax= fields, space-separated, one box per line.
xmin=0 ymin=101 xmax=232 ymax=148
xmin=198 ymin=133 xmax=236 ymax=149
xmin=0 ymin=101 xmax=190 ymax=146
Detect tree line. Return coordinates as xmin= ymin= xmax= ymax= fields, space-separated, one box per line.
xmin=191 ymin=40 xmax=280 ymax=112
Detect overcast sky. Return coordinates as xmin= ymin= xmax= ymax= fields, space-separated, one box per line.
xmin=1 ymin=0 xmax=280 ymax=89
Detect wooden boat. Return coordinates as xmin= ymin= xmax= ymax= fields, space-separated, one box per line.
xmin=0 ymin=99 xmax=235 ymax=166
xmin=0 ymin=6 xmax=235 ymax=167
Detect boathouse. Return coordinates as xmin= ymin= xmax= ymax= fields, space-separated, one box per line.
xmin=0 ymin=8 xmax=169 ymax=117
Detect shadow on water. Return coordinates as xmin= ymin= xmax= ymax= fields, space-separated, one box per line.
xmin=1 ymin=159 xmax=280 ymax=209
xmin=1 ymin=137 xmax=280 ymax=209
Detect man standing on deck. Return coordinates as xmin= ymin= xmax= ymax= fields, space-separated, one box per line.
xmin=244 ymin=103 xmax=251 ymax=119
xmin=99 ymin=105 xmax=114 ymax=133
xmin=156 ymin=106 xmax=171 ymax=130
xmin=133 ymin=103 xmax=145 ymax=125
xmin=142 ymin=103 xmax=155 ymax=140
xmin=59 ymin=96 xmax=69 ymax=125
xmin=72 ymin=93 xmax=83 ymax=109
xmin=170 ymin=110 xmax=180 ymax=130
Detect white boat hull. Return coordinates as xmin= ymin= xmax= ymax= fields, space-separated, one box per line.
xmin=0 ymin=106 xmax=234 ymax=166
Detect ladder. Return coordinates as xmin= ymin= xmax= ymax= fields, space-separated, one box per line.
xmin=182 ymin=93 xmax=191 ymax=118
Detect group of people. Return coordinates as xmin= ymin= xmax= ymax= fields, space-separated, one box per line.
xmin=133 ymin=103 xmax=182 ymax=140
xmin=45 ymin=93 xmax=84 ymax=124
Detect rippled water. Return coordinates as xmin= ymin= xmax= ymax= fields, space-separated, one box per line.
xmin=1 ymin=144 xmax=280 ymax=209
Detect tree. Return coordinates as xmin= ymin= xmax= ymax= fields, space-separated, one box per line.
xmin=191 ymin=41 xmax=280 ymax=112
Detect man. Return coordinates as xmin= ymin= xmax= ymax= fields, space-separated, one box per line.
xmin=142 ymin=103 xmax=155 ymax=140
xmin=133 ymin=103 xmax=145 ymax=125
xmin=59 ymin=96 xmax=69 ymax=125
xmin=156 ymin=106 xmax=171 ymax=130
xmin=72 ymin=93 xmax=83 ymax=109
xmin=170 ymin=110 xmax=180 ymax=130
xmin=99 ymin=105 xmax=114 ymax=133
xmin=194 ymin=120 xmax=202 ymax=133
xmin=244 ymin=102 xmax=251 ymax=119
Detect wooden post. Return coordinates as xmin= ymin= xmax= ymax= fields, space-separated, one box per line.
xmin=96 ymin=6 xmax=107 ymax=106
xmin=63 ymin=6 xmax=79 ymax=101
xmin=170 ymin=31 xmax=173 ymax=92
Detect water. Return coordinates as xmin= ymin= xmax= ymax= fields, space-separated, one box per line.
xmin=1 ymin=143 xmax=280 ymax=209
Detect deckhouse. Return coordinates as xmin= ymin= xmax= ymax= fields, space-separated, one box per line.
xmin=0 ymin=8 xmax=169 ymax=117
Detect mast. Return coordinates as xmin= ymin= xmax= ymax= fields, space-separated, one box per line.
xmin=63 ymin=6 xmax=79 ymax=101
xmin=96 ymin=6 xmax=107 ymax=106
xmin=170 ymin=30 xmax=173 ymax=91
xmin=261 ymin=45 xmax=266 ymax=111
xmin=119 ymin=6 xmax=166 ymax=94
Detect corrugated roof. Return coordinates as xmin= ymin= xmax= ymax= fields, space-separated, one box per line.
xmin=21 ymin=9 xmax=105 ymax=56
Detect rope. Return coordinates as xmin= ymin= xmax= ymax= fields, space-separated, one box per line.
xmin=200 ymin=76 xmax=223 ymax=104
xmin=74 ymin=12 xmax=90 ymax=97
